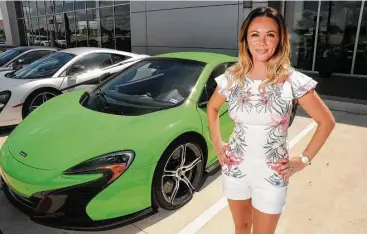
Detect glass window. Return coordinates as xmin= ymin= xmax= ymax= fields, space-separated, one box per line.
xmin=115 ymin=4 xmax=131 ymax=52
xmin=11 ymin=50 xmax=55 ymax=69
xmin=11 ymin=52 xmax=76 ymax=79
xmin=75 ymin=1 xmax=86 ymax=10
xmin=315 ymin=1 xmax=362 ymax=75
xmin=64 ymin=1 xmax=74 ymax=12
xmin=75 ymin=10 xmax=88 ymax=46
xmin=352 ymin=4 xmax=367 ymax=75
xmin=28 ymin=1 xmax=38 ymax=17
xmin=285 ymin=1 xmax=319 ymax=70
xmin=38 ymin=16 xmax=50 ymax=46
xmin=0 ymin=48 xmax=30 ymax=66
xmin=45 ymin=0 xmax=54 ymax=15
xmin=97 ymin=59 xmax=205 ymax=109
xmin=54 ymin=14 xmax=66 ymax=48
xmin=87 ymin=9 xmax=100 ymax=47
xmin=55 ymin=1 xmax=64 ymax=13
xmin=100 ymin=7 xmax=115 ymax=49
xmin=67 ymin=53 xmax=113 ymax=75
xmin=37 ymin=1 xmax=46 ymax=16
xmin=111 ymin=54 xmax=130 ymax=63
xmin=200 ymin=62 xmax=235 ymax=103
xmin=100 ymin=1 xmax=114 ymax=7
xmin=65 ymin=12 xmax=77 ymax=48
xmin=86 ymin=1 xmax=96 ymax=9
xmin=22 ymin=1 xmax=30 ymax=18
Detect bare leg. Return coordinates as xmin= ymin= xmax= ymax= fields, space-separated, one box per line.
xmin=228 ymin=198 xmax=253 ymax=234
xmin=252 ymin=207 xmax=281 ymax=234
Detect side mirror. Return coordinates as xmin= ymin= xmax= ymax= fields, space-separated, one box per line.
xmin=69 ymin=64 xmax=86 ymax=75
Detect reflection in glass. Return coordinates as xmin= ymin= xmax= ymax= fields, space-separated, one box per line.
xmin=75 ymin=1 xmax=86 ymax=10
xmin=37 ymin=16 xmax=51 ymax=46
xmin=100 ymin=1 xmax=114 ymax=7
xmin=100 ymin=7 xmax=115 ymax=49
xmin=87 ymin=9 xmax=100 ymax=47
xmin=64 ymin=1 xmax=74 ymax=12
xmin=55 ymin=1 xmax=63 ymax=13
xmin=315 ymin=1 xmax=362 ymax=76
xmin=87 ymin=1 xmax=96 ymax=9
xmin=285 ymin=1 xmax=319 ymax=70
xmin=115 ymin=4 xmax=131 ymax=52
xmin=54 ymin=14 xmax=66 ymax=48
xmin=75 ymin=10 xmax=88 ymax=46
xmin=66 ymin=12 xmax=77 ymax=47
xmin=352 ymin=5 xmax=367 ymax=75
xmin=37 ymin=1 xmax=46 ymax=16
xmin=45 ymin=0 xmax=54 ymax=15
xmin=28 ymin=1 xmax=38 ymax=17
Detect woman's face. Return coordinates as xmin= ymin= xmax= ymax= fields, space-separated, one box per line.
xmin=246 ymin=16 xmax=280 ymax=63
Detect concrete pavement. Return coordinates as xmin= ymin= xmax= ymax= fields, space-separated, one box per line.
xmin=0 ymin=108 xmax=366 ymax=234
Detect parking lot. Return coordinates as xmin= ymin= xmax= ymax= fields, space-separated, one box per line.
xmin=0 ymin=104 xmax=366 ymax=234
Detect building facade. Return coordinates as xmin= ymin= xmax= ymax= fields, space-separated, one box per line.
xmin=1 ymin=1 xmax=367 ymax=101
xmin=0 ymin=1 xmax=131 ymax=51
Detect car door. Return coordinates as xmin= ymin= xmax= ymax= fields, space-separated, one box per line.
xmin=60 ymin=52 xmax=115 ymax=92
xmin=196 ymin=62 xmax=236 ymax=167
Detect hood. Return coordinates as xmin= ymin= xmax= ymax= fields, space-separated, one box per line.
xmin=0 ymin=71 xmax=31 ymax=91
xmin=6 ymin=91 xmax=153 ymax=171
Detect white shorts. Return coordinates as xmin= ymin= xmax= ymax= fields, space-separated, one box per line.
xmin=221 ymin=163 xmax=288 ymax=215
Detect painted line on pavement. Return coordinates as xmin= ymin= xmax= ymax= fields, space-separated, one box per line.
xmin=177 ymin=121 xmax=317 ymax=234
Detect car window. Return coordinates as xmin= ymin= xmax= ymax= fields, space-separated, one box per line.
xmin=12 ymin=52 xmax=76 ymax=79
xmin=11 ymin=50 xmax=54 ymax=67
xmin=111 ymin=54 xmax=130 ymax=64
xmin=67 ymin=53 xmax=113 ymax=75
xmin=100 ymin=59 xmax=205 ymax=106
xmin=0 ymin=48 xmax=27 ymax=66
xmin=199 ymin=62 xmax=236 ymax=103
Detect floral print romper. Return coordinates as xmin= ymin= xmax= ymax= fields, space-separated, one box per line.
xmin=215 ymin=70 xmax=317 ymax=214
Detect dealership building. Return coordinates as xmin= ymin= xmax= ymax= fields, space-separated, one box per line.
xmin=1 ymin=1 xmax=367 ymax=101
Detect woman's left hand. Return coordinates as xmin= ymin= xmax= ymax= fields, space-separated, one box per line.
xmin=271 ymin=157 xmax=307 ymax=180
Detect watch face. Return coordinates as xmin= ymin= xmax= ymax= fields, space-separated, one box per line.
xmin=301 ymin=156 xmax=309 ymax=163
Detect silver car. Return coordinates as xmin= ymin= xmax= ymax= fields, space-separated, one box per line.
xmin=0 ymin=47 xmax=149 ymax=127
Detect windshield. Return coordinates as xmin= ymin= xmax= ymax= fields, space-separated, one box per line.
xmin=10 ymin=52 xmax=75 ymax=79
xmin=0 ymin=48 xmax=29 ymax=66
xmin=82 ymin=58 xmax=205 ymax=115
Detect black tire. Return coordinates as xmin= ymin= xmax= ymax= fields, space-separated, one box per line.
xmin=152 ymin=139 xmax=205 ymax=210
xmin=22 ymin=89 xmax=59 ymax=118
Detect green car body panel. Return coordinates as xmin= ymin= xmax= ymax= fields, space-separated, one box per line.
xmin=0 ymin=52 xmax=237 ymax=223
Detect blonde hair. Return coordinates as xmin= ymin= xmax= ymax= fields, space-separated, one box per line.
xmin=226 ymin=7 xmax=293 ymax=91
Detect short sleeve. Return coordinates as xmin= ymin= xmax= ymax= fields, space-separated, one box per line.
xmin=215 ymin=73 xmax=231 ymax=101
xmin=288 ymin=70 xmax=318 ymax=99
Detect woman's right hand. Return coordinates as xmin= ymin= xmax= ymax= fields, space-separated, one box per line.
xmin=215 ymin=142 xmax=231 ymax=166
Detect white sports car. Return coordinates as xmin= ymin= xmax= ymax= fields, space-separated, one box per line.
xmin=0 ymin=47 xmax=149 ymax=127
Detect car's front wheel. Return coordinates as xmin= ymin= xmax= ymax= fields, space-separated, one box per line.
xmin=153 ymin=140 xmax=205 ymax=210
xmin=22 ymin=89 xmax=59 ymax=118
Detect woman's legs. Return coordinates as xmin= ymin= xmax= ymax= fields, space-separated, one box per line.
xmin=252 ymin=207 xmax=281 ymax=234
xmin=228 ymin=198 xmax=253 ymax=234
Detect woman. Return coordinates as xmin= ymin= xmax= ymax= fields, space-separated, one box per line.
xmin=207 ymin=7 xmax=335 ymax=234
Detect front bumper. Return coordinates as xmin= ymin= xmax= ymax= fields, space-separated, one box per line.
xmin=0 ymin=103 xmax=22 ymax=127
xmin=1 ymin=171 xmax=155 ymax=231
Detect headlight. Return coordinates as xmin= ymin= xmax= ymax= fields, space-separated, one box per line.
xmin=0 ymin=91 xmax=11 ymax=111
xmin=63 ymin=150 xmax=135 ymax=184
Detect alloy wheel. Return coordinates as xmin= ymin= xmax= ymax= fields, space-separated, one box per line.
xmin=161 ymin=143 xmax=203 ymax=206
xmin=28 ymin=92 xmax=56 ymax=113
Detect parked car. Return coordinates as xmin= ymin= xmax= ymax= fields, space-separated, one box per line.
xmin=0 ymin=47 xmax=149 ymax=127
xmin=0 ymin=46 xmax=58 ymax=72
xmin=0 ymin=52 xmax=237 ymax=230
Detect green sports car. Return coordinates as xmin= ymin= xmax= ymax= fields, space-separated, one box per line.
xmin=0 ymin=52 xmax=237 ymax=230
